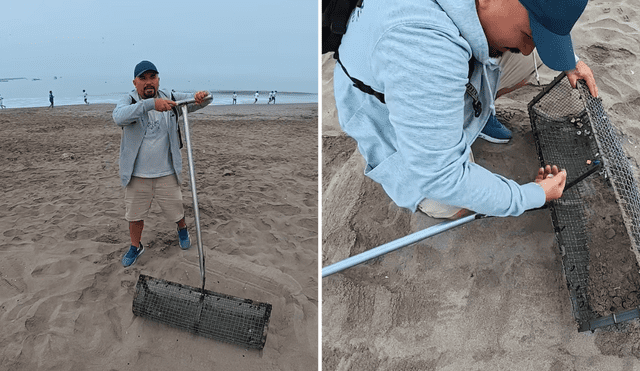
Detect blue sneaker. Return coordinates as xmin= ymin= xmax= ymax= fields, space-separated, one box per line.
xmin=177 ymin=227 xmax=191 ymax=250
xmin=478 ymin=114 xmax=512 ymax=144
xmin=122 ymin=243 xmax=144 ymax=267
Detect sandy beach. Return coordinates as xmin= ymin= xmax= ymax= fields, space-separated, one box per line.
xmin=0 ymin=102 xmax=318 ymax=370
xmin=322 ymin=1 xmax=640 ymax=369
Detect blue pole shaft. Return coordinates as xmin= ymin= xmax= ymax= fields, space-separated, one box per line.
xmin=322 ymin=213 xmax=481 ymax=277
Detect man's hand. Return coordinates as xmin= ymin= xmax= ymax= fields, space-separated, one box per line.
xmin=535 ymin=164 xmax=567 ymax=202
xmin=194 ymin=91 xmax=209 ymax=104
xmin=566 ymin=60 xmax=598 ymax=98
xmin=155 ymin=98 xmax=177 ymax=112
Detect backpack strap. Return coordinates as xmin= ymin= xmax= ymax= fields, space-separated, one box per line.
xmin=336 ymin=53 xmax=385 ymax=104
xmin=125 ymin=95 xmax=138 ymax=128
xmin=169 ymin=91 xmax=184 ymax=149
xmin=337 ymin=52 xmax=482 ymax=117
xmin=465 ymin=58 xmax=482 ymax=117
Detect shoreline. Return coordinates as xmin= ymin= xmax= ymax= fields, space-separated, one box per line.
xmin=0 ymin=101 xmax=318 ymax=111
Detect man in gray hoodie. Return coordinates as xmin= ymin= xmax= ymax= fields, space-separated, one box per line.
xmin=113 ymin=60 xmax=211 ymax=267
xmin=333 ymin=0 xmax=598 ymax=219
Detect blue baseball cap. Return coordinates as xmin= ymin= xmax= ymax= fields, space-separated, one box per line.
xmin=519 ymin=0 xmax=588 ymax=71
xmin=134 ymin=60 xmax=158 ymax=78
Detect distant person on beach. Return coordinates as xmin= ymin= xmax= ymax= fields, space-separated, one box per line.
xmin=273 ymin=91 xmax=277 ymax=104
xmin=112 ymin=60 xmax=211 ymax=268
xmin=254 ymin=91 xmax=259 ymax=104
xmin=83 ymin=90 xmax=89 ymax=105
xmin=267 ymin=91 xmax=273 ymax=104
xmin=233 ymin=92 xmax=237 ymax=104
xmin=331 ymin=0 xmax=598 ymax=219
xmin=49 ymin=91 xmax=54 ymax=108
xmin=0 ymin=94 xmax=5 ymax=109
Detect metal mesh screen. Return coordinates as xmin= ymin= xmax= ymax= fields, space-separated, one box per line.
xmin=578 ymin=82 xmax=640 ymax=249
xmin=132 ymin=274 xmax=272 ymax=349
xmin=528 ymin=73 xmax=640 ymax=331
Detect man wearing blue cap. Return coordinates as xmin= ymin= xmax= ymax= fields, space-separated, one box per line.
xmin=113 ymin=60 xmax=211 ymax=267
xmin=331 ymin=0 xmax=598 ymax=219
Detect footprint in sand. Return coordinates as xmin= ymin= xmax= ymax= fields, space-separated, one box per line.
xmin=617 ymin=6 xmax=636 ymax=22
xmin=257 ymin=203 xmax=301 ymax=216
xmin=31 ymin=259 xmax=77 ymax=278
xmin=297 ymin=218 xmax=317 ymax=231
xmin=585 ymin=45 xmax=636 ymax=65
xmin=93 ymin=234 xmax=122 ymax=244
xmin=254 ymin=218 xmax=272 ymax=232
xmin=64 ymin=228 xmax=99 ymax=241
xmin=3 ymin=229 xmax=21 ymax=238
xmin=216 ymin=220 xmax=241 ymax=237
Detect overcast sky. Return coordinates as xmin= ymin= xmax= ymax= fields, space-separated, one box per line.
xmin=0 ymin=0 xmax=318 ymax=93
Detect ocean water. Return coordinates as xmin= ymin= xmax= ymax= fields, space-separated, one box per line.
xmin=0 ymin=77 xmax=317 ymax=109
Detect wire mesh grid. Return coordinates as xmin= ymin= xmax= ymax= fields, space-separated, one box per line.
xmin=132 ymin=274 xmax=272 ymax=349
xmin=577 ymin=81 xmax=640 ymax=252
xmin=528 ymin=73 xmax=640 ymax=330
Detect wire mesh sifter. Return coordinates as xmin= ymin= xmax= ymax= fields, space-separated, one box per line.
xmin=131 ymin=96 xmax=272 ymax=348
xmin=528 ymin=72 xmax=640 ymax=331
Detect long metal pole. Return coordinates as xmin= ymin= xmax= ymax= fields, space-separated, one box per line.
xmin=322 ymin=213 xmax=482 ymax=277
xmin=177 ymin=96 xmax=211 ymax=292
xmin=322 ymin=161 xmax=602 ymax=278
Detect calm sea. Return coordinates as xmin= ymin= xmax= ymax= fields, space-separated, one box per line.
xmin=0 ymin=76 xmax=317 ymax=108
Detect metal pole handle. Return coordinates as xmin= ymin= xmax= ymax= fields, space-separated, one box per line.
xmin=181 ymin=105 xmax=206 ymax=292
xmin=174 ymin=94 xmax=213 ymax=107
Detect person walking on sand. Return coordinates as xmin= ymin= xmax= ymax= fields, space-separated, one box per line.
xmin=0 ymin=94 xmax=5 ymax=109
xmin=331 ymin=0 xmax=598 ymax=219
xmin=273 ymin=90 xmax=277 ymax=104
xmin=83 ymin=90 xmax=89 ymax=105
xmin=49 ymin=91 xmax=54 ymax=108
xmin=233 ymin=91 xmax=237 ymax=104
xmin=267 ymin=91 xmax=273 ymax=104
xmin=112 ymin=60 xmax=212 ymax=267
xmin=254 ymin=91 xmax=259 ymax=104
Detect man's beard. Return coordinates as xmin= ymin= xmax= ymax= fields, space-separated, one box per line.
xmin=142 ymin=86 xmax=157 ymax=99
xmin=489 ymin=46 xmax=521 ymax=58
xmin=489 ymin=47 xmax=503 ymax=58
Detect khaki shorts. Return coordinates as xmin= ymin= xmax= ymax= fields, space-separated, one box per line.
xmin=418 ymin=50 xmax=543 ymax=219
xmin=498 ymin=49 xmax=543 ymax=92
xmin=418 ymin=151 xmax=475 ymax=219
xmin=124 ymin=174 xmax=184 ymax=222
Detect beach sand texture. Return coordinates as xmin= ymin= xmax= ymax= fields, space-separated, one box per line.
xmin=322 ymin=1 xmax=640 ymax=369
xmin=0 ymin=103 xmax=317 ymax=370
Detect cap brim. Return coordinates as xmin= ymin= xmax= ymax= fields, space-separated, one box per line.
xmin=135 ymin=69 xmax=158 ymax=78
xmin=530 ymin=14 xmax=576 ymax=71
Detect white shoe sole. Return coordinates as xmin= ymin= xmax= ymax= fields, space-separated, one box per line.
xmin=478 ymin=132 xmax=511 ymax=144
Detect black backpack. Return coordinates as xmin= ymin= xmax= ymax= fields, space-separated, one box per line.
xmin=322 ymin=0 xmax=482 ymax=117
xmin=322 ymin=0 xmax=362 ymax=55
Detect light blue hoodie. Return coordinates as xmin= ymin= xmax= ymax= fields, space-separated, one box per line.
xmin=334 ymin=0 xmax=546 ymax=217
